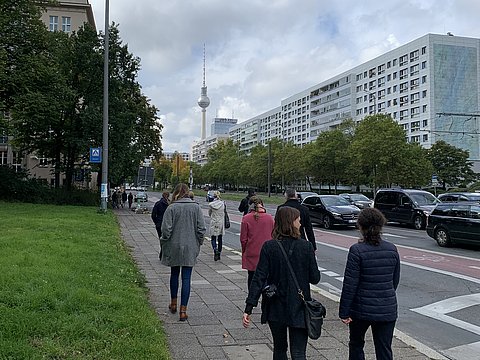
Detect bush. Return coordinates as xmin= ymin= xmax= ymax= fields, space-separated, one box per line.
xmin=0 ymin=166 xmax=99 ymax=206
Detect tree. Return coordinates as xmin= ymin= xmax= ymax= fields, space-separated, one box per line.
xmin=395 ymin=143 xmax=433 ymax=188
xmin=152 ymin=157 xmax=172 ymax=190
xmin=350 ymin=114 xmax=409 ymax=192
xmin=428 ymin=140 xmax=476 ymax=189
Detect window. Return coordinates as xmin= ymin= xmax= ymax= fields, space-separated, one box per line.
xmin=38 ymin=154 xmax=49 ymax=167
xmin=400 ymin=68 xmax=408 ymax=79
xmin=400 ymin=82 xmax=408 ymax=93
xmin=411 ymin=92 xmax=420 ymax=103
xmin=392 ymin=59 xmax=397 ymax=66
xmin=387 ymin=74 xmax=391 ymax=81
xmin=422 ymin=75 xmax=427 ymax=84
xmin=402 ymin=123 xmax=409 ymax=130
xmin=411 ymin=120 xmax=420 ymax=131
xmin=421 ymin=61 xmax=427 ymax=69
xmin=410 ymin=64 xmax=419 ymax=76
xmin=410 ymin=135 xmax=420 ymax=143
xmin=410 ymin=78 xmax=419 ymax=89
xmin=423 ymin=134 xmax=428 ymax=142
xmin=423 ymin=120 xmax=428 ymax=127
xmin=421 ymin=46 xmax=426 ymax=55
xmin=387 ymin=87 xmax=391 ymax=95
xmin=410 ymin=107 xmax=420 ymax=119
xmin=0 ymin=151 xmax=7 ymax=165
xmin=378 ymin=77 xmax=385 ymax=87
xmin=410 ymin=50 xmax=419 ymax=62
xmin=49 ymin=16 xmax=58 ymax=31
xmin=356 ymin=97 xmax=362 ymax=104
xmin=393 ymin=85 xmax=397 ymax=93
xmin=356 ymin=85 xmax=362 ymax=92
xmin=62 ymin=17 xmax=71 ymax=32
xmin=387 ymin=61 xmax=391 ymax=68
xmin=12 ymin=151 xmax=22 ymax=172
xmin=422 ymin=90 xmax=427 ymax=98
xmin=378 ymin=89 xmax=385 ymax=99
xmin=369 ymin=68 xmax=376 ymax=78
xmin=356 ymin=109 xmax=362 ymax=116
xmin=356 ymin=74 xmax=363 ymax=81
xmin=393 ymin=111 xmax=397 ymax=119
xmin=400 ymin=54 xmax=408 ymax=66
xmin=400 ymin=95 xmax=408 ymax=105
xmin=422 ymin=105 xmax=427 ymax=113
xmin=393 ymin=72 xmax=397 ymax=79
xmin=378 ymin=64 xmax=385 ymax=74
xmin=400 ymin=110 xmax=409 ymax=120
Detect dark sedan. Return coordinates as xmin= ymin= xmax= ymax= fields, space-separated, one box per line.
xmin=302 ymin=195 xmax=360 ymax=229
xmin=426 ymin=202 xmax=480 ymax=247
xmin=339 ymin=193 xmax=373 ymax=209
xmin=437 ymin=192 xmax=480 ymax=203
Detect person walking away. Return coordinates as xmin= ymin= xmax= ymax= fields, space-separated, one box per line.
xmin=127 ymin=192 xmax=133 ymax=209
xmin=160 ymin=183 xmax=206 ymax=321
xmin=339 ymin=207 xmax=400 ymax=360
xmin=240 ymin=196 xmax=274 ymax=289
xmin=121 ymin=190 xmax=127 ymax=208
xmin=208 ymin=191 xmax=225 ymax=261
xmin=277 ymin=188 xmax=316 ymax=251
xmin=151 ymin=191 xmax=170 ymax=240
xmin=238 ymin=188 xmax=255 ymax=216
xmin=111 ymin=191 xmax=118 ymax=209
xmin=243 ymin=206 xmax=321 ymax=360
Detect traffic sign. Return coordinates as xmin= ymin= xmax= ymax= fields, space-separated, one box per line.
xmin=432 ymin=174 xmax=439 ymax=186
xmin=90 ymin=147 xmax=102 ymax=163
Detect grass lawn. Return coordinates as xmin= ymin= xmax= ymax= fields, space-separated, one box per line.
xmin=0 ymin=202 xmax=169 ymax=359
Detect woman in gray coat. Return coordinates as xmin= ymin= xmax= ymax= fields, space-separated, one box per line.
xmin=160 ymin=183 xmax=206 ymax=321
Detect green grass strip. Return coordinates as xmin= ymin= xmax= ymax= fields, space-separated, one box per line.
xmin=0 ymin=202 xmax=169 ymax=359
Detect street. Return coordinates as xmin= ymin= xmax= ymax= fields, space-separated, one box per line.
xmin=149 ymin=194 xmax=480 ymax=359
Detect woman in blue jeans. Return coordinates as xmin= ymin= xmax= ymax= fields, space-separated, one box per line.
xmin=242 ymin=207 xmax=321 ymax=359
xmin=160 ymin=183 xmax=206 ymax=321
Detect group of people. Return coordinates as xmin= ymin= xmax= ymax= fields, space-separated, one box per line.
xmin=151 ymin=185 xmax=401 ymax=360
xmin=111 ymin=189 xmax=134 ymax=209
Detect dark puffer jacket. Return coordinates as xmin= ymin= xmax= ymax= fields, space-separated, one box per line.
xmin=339 ymin=239 xmax=400 ymax=322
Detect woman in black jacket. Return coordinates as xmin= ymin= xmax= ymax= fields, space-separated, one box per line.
xmin=243 ymin=207 xmax=321 ymax=360
xmin=339 ymin=207 xmax=400 ymax=360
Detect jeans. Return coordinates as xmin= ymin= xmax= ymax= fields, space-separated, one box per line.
xmin=268 ymin=321 xmax=308 ymax=360
xmin=211 ymin=235 xmax=223 ymax=252
xmin=170 ymin=266 xmax=193 ymax=307
xmin=348 ymin=319 xmax=396 ymax=360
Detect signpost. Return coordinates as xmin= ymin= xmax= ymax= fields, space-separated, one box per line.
xmin=90 ymin=147 xmax=102 ymax=163
xmin=432 ymin=174 xmax=439 ymax=196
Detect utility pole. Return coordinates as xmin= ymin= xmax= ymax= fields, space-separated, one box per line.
xmin=99 ymin=0 xmax=109 ymax=212
xmin=267 ymin=142 xmax=271 ymax=197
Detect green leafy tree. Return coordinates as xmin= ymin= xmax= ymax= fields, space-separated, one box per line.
xmin=395 ymin=143 xmax=433 ymax=187
xmin=152 ymin=157 xmax=172 ymax=190
xmin=428 ymin=140 xmax=476 ymax=189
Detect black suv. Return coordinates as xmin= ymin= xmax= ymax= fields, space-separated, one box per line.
xmin=426 ymin=202 xmax=480 ymax=247
xmin=374 ymin=189 xmax=439 ymax=230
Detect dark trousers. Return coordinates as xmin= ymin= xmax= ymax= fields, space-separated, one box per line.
xmin=170 ymin=266 xmax=193 ymax=307
xmin=211 ymin=235 xmax=223 ymax=252
xmin=348 ymin=319 xmax=396 ymax=360
xmin=268 ymin=321 xmax=308 ymax=360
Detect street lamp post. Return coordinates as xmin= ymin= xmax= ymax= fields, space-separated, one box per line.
xmin=100 ymin=0 xmax=110 ymax=212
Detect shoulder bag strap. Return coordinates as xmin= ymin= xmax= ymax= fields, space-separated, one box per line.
xmin=276 ymin=240 xmax=305 ymax=301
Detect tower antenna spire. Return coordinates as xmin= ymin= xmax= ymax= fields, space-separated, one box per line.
xmin=203 ymin=43 xmax=206 ymax=87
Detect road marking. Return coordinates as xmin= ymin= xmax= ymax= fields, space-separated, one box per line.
xmin=444 ymin=341 xmax=480 ymax=360
xmin=383 ymin=233 xmax=406 ymax=238
xmin=412 ymin=293 xmax=480 ymax=336
xmin=469 ymin=266 xmax=480 ymax=270
xmin=322 ymin=271 xmax=340 ymax=277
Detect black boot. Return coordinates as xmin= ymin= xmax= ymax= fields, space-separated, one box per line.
xmin=214 ymin=250 xmax=220 ymax=261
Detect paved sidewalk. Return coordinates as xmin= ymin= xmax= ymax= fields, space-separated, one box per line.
xmin=117 ymin=209 xmax=441 ymax=359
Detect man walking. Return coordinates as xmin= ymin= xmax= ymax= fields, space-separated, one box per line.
xmin=238 ymin=188 xmax=255 ymax=216
xmin=277 ymin=188 xmax=317 ymax=251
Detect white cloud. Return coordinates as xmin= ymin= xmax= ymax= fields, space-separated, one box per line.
xmin=89 ymin=0 xmax=480 ymax=153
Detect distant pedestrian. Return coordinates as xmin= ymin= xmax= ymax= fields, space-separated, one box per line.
xmin=240 ymin=196 xmax=274 ymax=289
xmin=238 ymin=188 xmax=255 ymax=216
xmin=127 ymin=192 xmax=133 ymax=209
xmin=111 ymin=191 xmax=119 ymax=209
xmin=277 ymin=188 xmax=316 ymax=251
xmin=339 ymin=207 xmax=400 ymax=360
xmin=160 ymin=183 xmax=206 ymax=321
xmin=243 ymin=206 xmax=320 ymax=360
xmin=208 ymin=191 xmax=225 ymax=261
xmin=121 ymin=191 xmax=127 ymax=208
xmin=151 ymin=191 xmax=170 ymax=240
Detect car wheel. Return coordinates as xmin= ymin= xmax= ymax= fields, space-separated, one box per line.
xmin=435 ymin=228 xmax=451 ymax=247
xmin=413 ymin=215 xmax=424 ymax=230
xmin=323 ymin=215 xmax=333 ymax=229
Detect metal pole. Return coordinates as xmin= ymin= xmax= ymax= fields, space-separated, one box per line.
xmin=100 ymin=0 xmax=109 ymax=212
xmin=267 ymin=142 xmax=271 ymax=197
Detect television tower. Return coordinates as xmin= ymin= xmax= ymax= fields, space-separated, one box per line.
xmin=197 ymin=44 xmax=210 ymax=140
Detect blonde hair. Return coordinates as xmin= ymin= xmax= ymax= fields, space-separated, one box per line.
xmin=213 ymin=190 xmax=221 ymax=199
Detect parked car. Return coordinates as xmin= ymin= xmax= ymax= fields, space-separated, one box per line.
xmin=206 ymin=190 xmax=215 ymax=202
xmin=426 ymin=201 xmax=480 ymax=247
xmin=374 ymin=188 xmax=440 ymax=230
xmin=437 ymin=192 xmax=480 ymax=203
xmin=218 ymin=187 xmax=226 ymax=193
xmin=296 ymin=191 xmax=318 ymax=202
xmin=301 ymin=195 xmax=360 ymax=229
xmin=339 ymin=193 xmax=373 ymax=209
xmin=135 ymin=191 xmax=148 ymax=202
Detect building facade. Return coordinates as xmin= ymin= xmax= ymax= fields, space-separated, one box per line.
xmin=163 ymin=152 xmax=190 ymax=162
xmin=226 ymin=33 xmax=480 ymax=166
xmin=191 ymin=134 xmax=230 ymax=165
xmin=211 ymin=117 xmax=238 ymax=135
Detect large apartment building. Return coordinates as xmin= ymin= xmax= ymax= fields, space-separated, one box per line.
xmin=226 ymin=33 xmax=480 ymax=167
xmin=0 ymin=1 xmax=96 ymax=185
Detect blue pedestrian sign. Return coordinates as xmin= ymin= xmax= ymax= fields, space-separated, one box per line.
xmin=90 ymin=147 xmax=102 ymax=163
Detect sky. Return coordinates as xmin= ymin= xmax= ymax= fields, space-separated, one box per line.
xmin=89 ymin=0 xmax=480 ymax=153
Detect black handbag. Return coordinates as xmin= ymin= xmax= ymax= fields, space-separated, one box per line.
xmin=224 ymin=202 xmax=231 ymax=229
xmin=276 ymin=240 xmax=326 ymax=340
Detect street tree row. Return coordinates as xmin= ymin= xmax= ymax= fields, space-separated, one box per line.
xmin=0 ymin=0 xmax=162 ymax=188
xmin=167 ymin=114 xmax=475 ymax=193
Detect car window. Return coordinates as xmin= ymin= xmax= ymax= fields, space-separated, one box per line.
xmin=321 ymin=196 xmax=351 ymax=206
xmin=448 ymin=205 xmax=469 ymax=218
xmin=432 ymin=205 xmax=451 ymax=215
xmin=467 ymin=194 xmax=480 ymax=201
xmin=350 ymin=194 xmax=370 ymax=201
xmin=410 ymin=192 xmax=439 ymax=205
xmin=399 ymin=194 xmax=411 ymax=205
xmin=375 ymin=191 xmax=397 ymax=205
xmin=469 ymin=205 xmax=480 ymax=219
xmin=303 ymin=196 xmax=316 ymax=205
